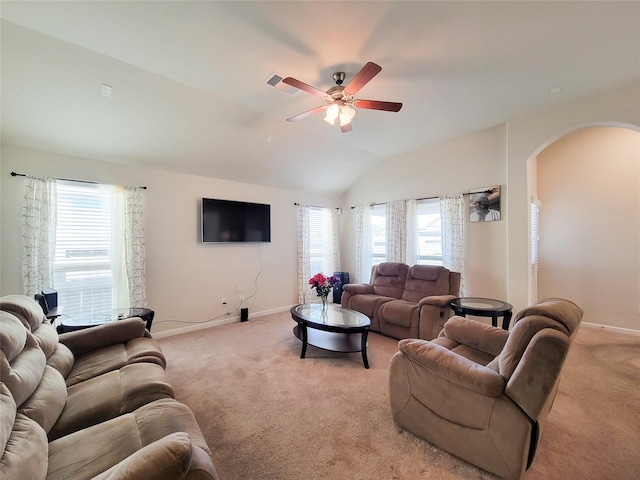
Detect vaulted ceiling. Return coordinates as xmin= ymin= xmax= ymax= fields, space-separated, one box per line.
xmin=2 ymin=1 xmax=639 ymax=194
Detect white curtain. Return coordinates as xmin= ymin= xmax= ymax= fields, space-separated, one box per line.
xmin=124 ymin=186 xmax=147 ymax=307
xmin=440 ymin=194 xmax=466 ymax=295
xmin=386 ymin=200 xmax=407 ymax=263
xmin=22 ymin=176 xmax=57 ymax=296
xmin=296 ymin=204 xmax=311 ymax=303
xmin=354 ymin=205 xmax=372 ymax=283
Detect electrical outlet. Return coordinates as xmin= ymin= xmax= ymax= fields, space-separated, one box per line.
xmin=221 ymin=297 xmax=227 ymax=305
xmin=239 ymin=295 xmax=244 ymax=303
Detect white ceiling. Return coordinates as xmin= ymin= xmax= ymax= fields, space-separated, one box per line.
xmin=2 ymin=1 xmax=639 ymax=195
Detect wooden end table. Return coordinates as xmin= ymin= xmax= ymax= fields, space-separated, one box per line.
xmin=450 ymin=297 xmax=513 ymax=330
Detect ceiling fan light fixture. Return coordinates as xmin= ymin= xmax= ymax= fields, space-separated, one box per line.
xmin=324 ymin=103 xmax=340 ymax=125
xmin=339 ymin=105 xmax=356 ymax=126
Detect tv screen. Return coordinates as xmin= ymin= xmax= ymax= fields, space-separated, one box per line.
xmin=201 ymin=198 xmax=271 ymax=243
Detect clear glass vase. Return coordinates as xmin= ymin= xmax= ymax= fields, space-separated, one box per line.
xmin=321 ymin=295 xmax=328 ymax=310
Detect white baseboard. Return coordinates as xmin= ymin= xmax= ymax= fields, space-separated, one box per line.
xmin=152 ymin=305 xmax=294 ymax=339
xmin=582 ymin=321 xmax=640 ymax=336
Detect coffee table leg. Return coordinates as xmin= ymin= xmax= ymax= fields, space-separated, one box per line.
xmin=299 ymin=323 xmax=308 ymax=359
xmin=361 ymin=329 xmax=369 ymax=369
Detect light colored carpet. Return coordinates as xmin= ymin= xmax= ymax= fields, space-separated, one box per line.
xmin=158 ymin=312 xmax=640 ymax=480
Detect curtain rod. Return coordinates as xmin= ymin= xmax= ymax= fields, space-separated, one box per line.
xmin=350 ymin=189 xmax=493 ymax=209
xmin=294 ymin=202 xmax=340 ymax=211
xmin=11 ymin=171 xmax=147 ymax=190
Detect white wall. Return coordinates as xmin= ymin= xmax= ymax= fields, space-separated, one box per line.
xmin=506 ymin=82 xmax=640 ymax=316
xmin=341 ymin=82 xmax=640 ymax=331
xmin=537 ymin=127 xmax=640 ymax=329
xmin=340 ymin=124 xmax=508 ymax=301
xmin=0 ymin=145 xmax=339 ymax=334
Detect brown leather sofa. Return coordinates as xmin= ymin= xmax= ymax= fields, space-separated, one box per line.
xmin=341 ymin=262 xmax=461 ymax=340
xmin=389 ymin=298 xmax=583 ymax=479
xmin=0 ymin=294 xmax=218 ymax=480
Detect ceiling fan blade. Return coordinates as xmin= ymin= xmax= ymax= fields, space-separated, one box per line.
xmin=282 ymin=77 xmax=327 ymax=98
xmin=340 ymin=122 xmax=353 ymax=133
xmin=343 ymin=62 xmax=382 ymax=95
xmin=353 ymin=99 xmax=403 ymax=112
xmin=286 ymin=105 xmax=326 ymax=122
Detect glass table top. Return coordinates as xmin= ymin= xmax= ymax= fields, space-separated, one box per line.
xmin=291 ymin=304 xmax=370 ymax=329
xmin=452 ymin=297 xmax=512 ymax=311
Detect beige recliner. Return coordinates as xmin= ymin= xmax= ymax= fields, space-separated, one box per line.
xmin=389 ymin=298 xmax=583 ymax=479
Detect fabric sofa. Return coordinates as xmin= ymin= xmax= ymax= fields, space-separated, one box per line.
xmin=0 ymin=294 xmax=218 ymax=480
xmin=341 ymin=262 xmax=461 ymax=340
xmin=389 ymin=298 xmax=583 ymax=479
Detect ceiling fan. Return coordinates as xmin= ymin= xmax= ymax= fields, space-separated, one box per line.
xmin=282 ymin=62 xmax=402 ymax=133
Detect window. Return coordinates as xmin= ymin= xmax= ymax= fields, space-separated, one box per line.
xmin=53 ymin=181 xmax=115 ymax=317
xmin=415 ymin=199 xmax=443 ymax=266
xmin=308 ymin=206 xmax=333 ymax=275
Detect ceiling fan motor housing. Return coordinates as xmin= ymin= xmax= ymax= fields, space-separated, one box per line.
xmin=332 ymin=72 xmax=346 ymax=85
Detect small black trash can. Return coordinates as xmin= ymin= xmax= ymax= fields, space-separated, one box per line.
xmin=332 ymin=272 xmax=350 ymax=304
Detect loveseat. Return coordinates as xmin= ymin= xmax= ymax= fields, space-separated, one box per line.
xmin=341 ymin=262 xmax=461 ymax=340
xmin=0 ymin=294 xmax=218 ymax=480
xmin=389 ymin=298 xmax=583 ymax=479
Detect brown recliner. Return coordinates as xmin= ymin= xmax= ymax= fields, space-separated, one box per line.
xmin=389 ymin=298 xmax=583 ymax=479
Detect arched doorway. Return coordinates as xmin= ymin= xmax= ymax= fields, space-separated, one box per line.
xmin=530 ymin=126 xmax=639 ymax=329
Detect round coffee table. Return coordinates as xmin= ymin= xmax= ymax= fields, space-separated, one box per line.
xmin=290 ymin=303 xmax=371 ymax=369
xmin=450 ymin=297 xmax=513 ymax=330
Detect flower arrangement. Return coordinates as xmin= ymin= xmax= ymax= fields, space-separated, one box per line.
xmin=308 ymin=273 xmax=340 ymax=299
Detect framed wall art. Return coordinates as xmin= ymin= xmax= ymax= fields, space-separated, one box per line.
xmin=469 ymin=186 xmax=501 ymax=222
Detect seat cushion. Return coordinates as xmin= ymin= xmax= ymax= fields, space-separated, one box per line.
xmin=65 ymin=337 xmax=166 ymax=387
xmin=380 ymin=299 xmax=419 ymax=329
xmin=49 ymin=363 xmax=175 ymax=440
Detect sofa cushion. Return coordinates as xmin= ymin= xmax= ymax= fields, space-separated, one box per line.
xmin=380 ymin=300 xmax=418 ymax=329
xmin=65 ymin=337 xmax=166 ymax=387
xmin=401 ymin=265 xmax=450 ymax=303
xmin=371 ymin=262 xmax=408 ymax=299
xmin=0 ymin=383 xmax=48 ymax=480
xmin=1 ymin=312 xmax=47 ymax=407
xmin=46 ymin=342 xmax=75 ymax=379
xmin=18 ymin=365 xmax=67 ymax=433
xmin=0 ymin=294 xmax=59 ymax=358
xmin=499 ymin=315 xmax=571 ymax=379
xmin=0 ymin=311 xmax=28 ymax=363
xmin=49 ymin=362 xmax=176 ymax=441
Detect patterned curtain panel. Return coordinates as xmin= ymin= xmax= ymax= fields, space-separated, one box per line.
xmin=440 ymin=194 xmax=466 ymax=295
xmin=386 ymin=200 xmax=407 ymax=263
xmin=296 ymin=204 xmax=311 ymax=304
xmin=22 ymin=176 xmax=57 ymax=296
xmin=124 ymin=186 xmax=147 ymax=307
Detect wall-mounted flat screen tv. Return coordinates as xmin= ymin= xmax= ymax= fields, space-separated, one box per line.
xmin=201 ymin=198 xmax=271 ymax=243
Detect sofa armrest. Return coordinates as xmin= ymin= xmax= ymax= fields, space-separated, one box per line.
xmin=342 ymin=283 xmax=374 ymax=295
xmin=398 ymin=338 xmax=506 ymax=396
xmin=442 ymin=316 xmax=509 ymax=357
xmin=418 ymin=294 xmax=457 ymax=308
xmin=90 ymin=432 xmax=217 ymax=480
xmin=59 ymin=318 xmax=148 ymax=356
